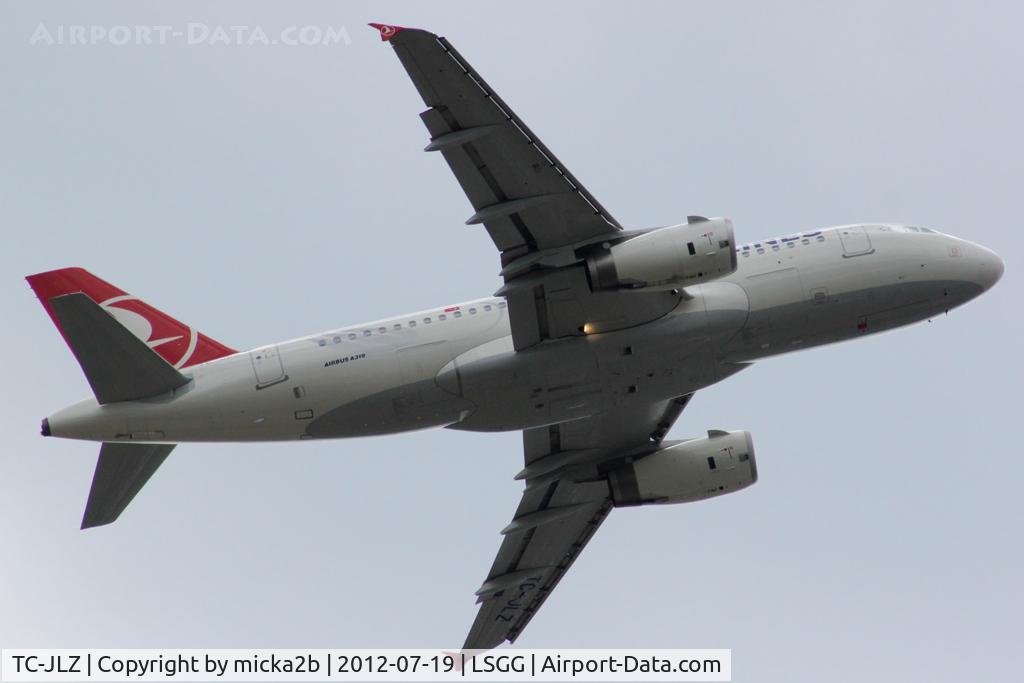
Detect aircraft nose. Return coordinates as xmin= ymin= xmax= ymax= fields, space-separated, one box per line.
xmin=950 ymin=237 xmax=1007 ymax=294
xmin=973 ymin=244 xmax=1004 ymax=291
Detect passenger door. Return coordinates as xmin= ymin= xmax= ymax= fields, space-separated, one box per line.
xmin=250 ymin=345 xmax=287 ymax=389
xmin=839 ymin=226 xmax=874 ymax=257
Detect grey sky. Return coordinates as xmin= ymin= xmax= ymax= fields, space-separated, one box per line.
xmin=1 ymin=1 xmax=1021 ymax=681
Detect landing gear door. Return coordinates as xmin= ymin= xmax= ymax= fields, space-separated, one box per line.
xmin=839 ymin=226 xmax=874 ymax=257
xmin=251 ymin=345 xmax=287 ymax=389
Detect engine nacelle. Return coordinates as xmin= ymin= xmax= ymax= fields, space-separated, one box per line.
xmin=587 ymin=217 xmax=737 ymax=291
xmin=608 ymin=429 xmax=757 ymax=506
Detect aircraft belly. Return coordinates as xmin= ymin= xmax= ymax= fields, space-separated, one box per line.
xmin=304 ymin=379 xmax=475 ymax=437
xmin=725 ymin=230 xmax=972 ymax=359
xmin=445 ymin=282 xmax=750 ymax=432
xmin=444 ymin=339 xmax=605 ymax=432
xmin=49 ymin=284 xmax=756 ymax=441
xmin=302 ymin=323 xmax=507 ymax=438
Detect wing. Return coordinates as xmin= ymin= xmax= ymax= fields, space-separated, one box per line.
xmin=370 ymin=23 xmax=621 ymax=261
xmin=371 ymin=25 xmax=698 ymax=647
xmin=372 ymin=23 xmax=682 ymax=350
xmin=464 ymin=394 xmax=694 ymax=650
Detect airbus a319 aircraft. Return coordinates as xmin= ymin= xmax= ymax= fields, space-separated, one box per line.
xmin=29 ymin=24 xmax=1003 ymax=649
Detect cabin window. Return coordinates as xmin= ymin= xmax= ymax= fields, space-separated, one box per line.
xmin=469 ymin=307 xmax=477 ymax=314
xmin=424 ymin=317 xmax=432 ymax=324
xmin=707 ymin=456 xmax=717 ymax=470
xmin=687 ymin=241 xmax=696 ymax=255
xmin=333 ymin=336 xmax=341 ymax=343
xmin=378 ymin=326 xmax=387 ymax=334
xmin=484 ymin=304 xmax=492 ymax=312
xmin=393 ymin=323 xmax=402 ymax=330
xmin=498 ymin=301 xmax=507 ymax=308
xmin=363 ymin=330 xmax=371 ymax=337
xmin=438 ymin=314 xmax=447 ymax=321
xmin=348 ymin=333 xmax=357 ymax=340
xmin=454 ymin=311 xmax=462 ymax=318
xmin=318 ymin=339 xmax=326 ymax=347
xmin=408 ymin=320 xmax=416 ymax=327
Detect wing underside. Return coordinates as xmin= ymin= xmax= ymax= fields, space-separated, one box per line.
xmin=465 ymin=395 xmax=694 ymax=649
xmin=369 ymin=23 xmax=699 ymax=648
xmin=374 ymin=24 xmax=683 ymax=351
xmin=378 ymin=25 xmax=621 ymax=262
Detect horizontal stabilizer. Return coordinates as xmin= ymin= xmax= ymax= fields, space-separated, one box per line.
xmin=49 ymin=293 xmax=189 ymax=404
xmin=82 ymin=442 xmax=176 ymax=529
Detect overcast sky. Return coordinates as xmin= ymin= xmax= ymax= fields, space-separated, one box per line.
xmin=1 ymin=2 xmax=1021 ymax=681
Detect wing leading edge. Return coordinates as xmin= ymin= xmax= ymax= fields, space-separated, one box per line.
xmin=370 ymin=23 xmax=621 ymax=263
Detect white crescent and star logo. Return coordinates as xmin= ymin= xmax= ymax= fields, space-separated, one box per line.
xmin=99 ymin=295 xmax=198 ymax=369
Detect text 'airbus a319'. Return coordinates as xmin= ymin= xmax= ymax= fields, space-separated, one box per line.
xmin=28 ymin=24 xmax=1003 ymax=649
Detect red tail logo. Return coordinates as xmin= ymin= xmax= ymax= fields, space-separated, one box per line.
xmin=368 ymin=22 xmax=408 ymax=41
xmin=26 ymin=267 xmax=236 ymax=369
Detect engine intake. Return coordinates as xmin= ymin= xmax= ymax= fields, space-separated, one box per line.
xmin=608 ymin=429 xmax=757 ymax=506
xmin=587 ymin=217 xmax=737 ymax=291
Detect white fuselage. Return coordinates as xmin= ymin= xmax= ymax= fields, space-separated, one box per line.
xmin=46 ymin=224 xmax=1003 ymax=443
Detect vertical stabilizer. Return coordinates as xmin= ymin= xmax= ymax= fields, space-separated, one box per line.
xmin=26 ymin=267 xmax=235 ymax=369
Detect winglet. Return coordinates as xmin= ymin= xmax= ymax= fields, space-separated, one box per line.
xmin=368 ymin=23 xmax=408 ymax=42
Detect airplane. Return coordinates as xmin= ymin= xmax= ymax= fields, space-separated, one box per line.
xmin=27 ymin=23 xmax=1003 ymax=650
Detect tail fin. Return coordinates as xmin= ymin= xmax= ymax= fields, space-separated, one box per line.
xmin=26 ymin=267 xmax=236 ymax=370
xmin=28 ymin=269 xmax=222 ymax=529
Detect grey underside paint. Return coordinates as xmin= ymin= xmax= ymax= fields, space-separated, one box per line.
xmin=725 ymin=279 xmax=982 ymax=361
xmin=305 ymin=378 xmax=474 ymax=438
xmin=306 ymin=278 xmax=974 ymax=438
xmin=306 ymin=285 xmax=751 ymax=436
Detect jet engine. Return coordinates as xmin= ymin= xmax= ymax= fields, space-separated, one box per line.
xmin=586 ymin=217 xmax=737 ymax=291
xmin=608 ymin=429 xmax=757 ymax=506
